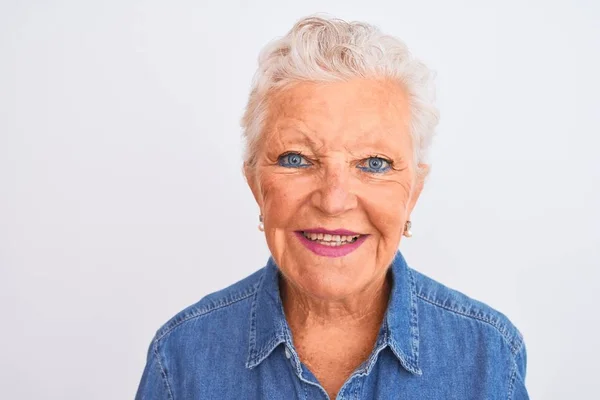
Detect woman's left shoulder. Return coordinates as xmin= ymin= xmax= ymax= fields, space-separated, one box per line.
xmin=409 ymin=267 xmax=525 ymax=355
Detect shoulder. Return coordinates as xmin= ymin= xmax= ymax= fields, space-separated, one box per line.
xmin=152 ymin=266 xmax=265 ymax=344
xmin=409 ymin=267 xmax=524 ymax=355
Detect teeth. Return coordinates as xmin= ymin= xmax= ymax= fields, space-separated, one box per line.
xmin=302 ymin=231 xmax=361 ymax=245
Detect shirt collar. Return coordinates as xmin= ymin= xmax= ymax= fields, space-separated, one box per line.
xmin=246 ymin=250 xmax=421 ymax=376
xmin=383 ymin=250 xmax=422 ymax=375
xmin=245 ymin=256 xmax=289 ymax=369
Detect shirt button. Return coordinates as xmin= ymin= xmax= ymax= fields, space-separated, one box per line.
xmin=285 ymin=347 xmax=291 ymax=359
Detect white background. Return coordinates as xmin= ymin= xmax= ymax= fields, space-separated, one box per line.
xmin=1 ymin=1 xmax=599 ymax=399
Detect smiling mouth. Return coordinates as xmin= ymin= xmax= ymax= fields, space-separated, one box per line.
xmin=300 ymin=231 xmax=362 ymax=246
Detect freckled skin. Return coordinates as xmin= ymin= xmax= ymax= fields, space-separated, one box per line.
xmin=245 ymin=78 xmax=428 ymax=399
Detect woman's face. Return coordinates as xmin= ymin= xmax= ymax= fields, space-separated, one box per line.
xmin=246 ymin=78 xmax=427 ymax=300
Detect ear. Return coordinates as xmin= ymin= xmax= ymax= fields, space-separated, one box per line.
xmin=244 ymin=162 xmax=264 ymax=210
xmin=407 ymin=163 xmax=430 ymax=216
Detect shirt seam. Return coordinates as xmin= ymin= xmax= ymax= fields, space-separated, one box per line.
xmin=416 ymin=292 xmax=523 ymax=354
xmin=153 ymin=339 xmax=174 ymax=400
xmin=155 ymin=285 xmax=259 ymax=343
xmin=507 ymin=339 xmax=525 ymax=400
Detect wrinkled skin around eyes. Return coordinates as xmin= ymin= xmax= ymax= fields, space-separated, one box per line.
xmin=245 ymin=78 xmax=428 ymax=302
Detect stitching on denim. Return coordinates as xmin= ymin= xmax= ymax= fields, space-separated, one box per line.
xmin=251 ymin=335 xmax=286 ymax=366
xmin=295 ymin=364 xmax=329 ymax=400
xmin=507 ymin=340 xmax=524 ymax=400
xmin=353 ymin=378 xmax=360 ymax=400
xmin=246 ymin=272 xmax=265 ymax=367
xmin=387 ymin=335 xmax=422 ymax=376
xmin=407 ymin=268 xmax=421 ymax=363
xmin=153 ymin=340 xmax=174 ymax=400
xmin=339 ymin=376 xmax=354 ymax=400
xmin=353 ymin=335 xmax=389 ymax=378
xmin=416 ymin=293 xmax=522 ymax=353
xmin=156 ymin=283 xmax=259 ymax=342
xmin=246 ymin=271 xmax=293 ymax=368
xmin=302 ymin=379 xmax=308 ymax=400
xmin=283 ymin=330 xmax=304 ymax=377
xmin=507 ymin=356 xmax=517 ymax=400
xmin=340 ymin=369 xmax=363 ymax=399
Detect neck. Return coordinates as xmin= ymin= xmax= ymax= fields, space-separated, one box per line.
xmin=279 ymin=270 xmax=392 ymax=330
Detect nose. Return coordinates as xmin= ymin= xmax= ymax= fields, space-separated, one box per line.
xmin=310 ymin=162 xmax=357 ymax=216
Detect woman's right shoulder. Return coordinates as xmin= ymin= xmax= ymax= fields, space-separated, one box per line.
xmin=151 ymin=266 xmax=266 ymax=344
xmin=136 ymin=267 xmax=269 ymax=398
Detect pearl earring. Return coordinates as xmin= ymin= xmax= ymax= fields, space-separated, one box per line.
xmin=258 ymin=215 xmax=264 ymax=232
xmin=403 ymin=220 xmax=413 ymax=238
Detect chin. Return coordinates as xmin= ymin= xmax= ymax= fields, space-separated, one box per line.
xmin=285 ymin=260 xmax=373 ymax=299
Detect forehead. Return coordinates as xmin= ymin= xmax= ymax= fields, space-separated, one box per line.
xmin=264 ymin=78 xmax=412 ymax=152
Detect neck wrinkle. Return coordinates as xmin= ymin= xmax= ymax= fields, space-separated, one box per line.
xmin=279 ymin=269 xmax=392 ymax=330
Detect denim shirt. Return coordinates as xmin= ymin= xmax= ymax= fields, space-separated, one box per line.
xmin=136 ymin=251 xmax=528 ymax=399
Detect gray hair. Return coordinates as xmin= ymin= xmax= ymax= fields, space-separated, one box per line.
xmin=241 ymin=15 xmax=440 ymax=174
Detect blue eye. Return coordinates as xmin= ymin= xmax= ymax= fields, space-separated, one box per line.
xmin=278 ymin=152 xmax=311 ymax=168
xmin=358 ymin=157 xmax=391 ymax=173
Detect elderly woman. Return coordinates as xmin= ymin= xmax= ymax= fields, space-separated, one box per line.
xmin=136 ymin=15 xmax=528 ymax=400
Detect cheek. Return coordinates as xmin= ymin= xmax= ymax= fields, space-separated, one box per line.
xmin=260 ymin=172 xmax=312 ymax=225
xmin=360 ymin=179 xmax=412 ymax=235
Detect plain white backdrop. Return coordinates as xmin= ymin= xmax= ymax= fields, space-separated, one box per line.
xmin=1 ymin=0 xmax=598 ymax=398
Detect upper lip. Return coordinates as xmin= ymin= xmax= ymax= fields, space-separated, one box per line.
xmin=299 ymin=228 xmax=364 ymax=236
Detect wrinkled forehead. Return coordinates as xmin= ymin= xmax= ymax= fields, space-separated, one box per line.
xmin=263 ymin=79 xmax=413 ymax=154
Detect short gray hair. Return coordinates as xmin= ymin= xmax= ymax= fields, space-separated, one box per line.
xmin=241 ymin=15 xmax=440 ymax=173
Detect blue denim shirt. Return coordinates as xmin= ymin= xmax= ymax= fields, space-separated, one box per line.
xmin=136 ymin=251 xmax=528 ymax=399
